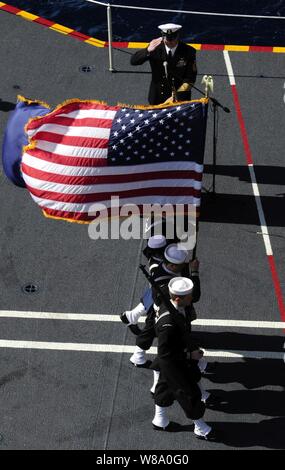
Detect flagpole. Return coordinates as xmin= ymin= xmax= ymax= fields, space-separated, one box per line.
xmin=192 ymin=219 xmax=199 ymax=260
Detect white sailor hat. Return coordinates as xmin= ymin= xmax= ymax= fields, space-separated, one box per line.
xmin=158 ymin=23 xmax=182 ymax=36
xmin=147 ymin=235 xmax=167 ymax=250
xmin=164 ymin=243 xmax=187 ymax=264
xmin=168 ymin=277 xmax=194 ymax=296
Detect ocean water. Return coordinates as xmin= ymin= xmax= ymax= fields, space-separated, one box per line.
xmin=4 ymin=0 xmax=285 ymax=45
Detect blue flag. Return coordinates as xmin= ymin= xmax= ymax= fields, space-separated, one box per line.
xmin=2 ymin=96 xmax=50 ymax=187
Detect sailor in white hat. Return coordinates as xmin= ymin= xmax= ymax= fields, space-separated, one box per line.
xmin=168 ymin=275 xmax=194 ymax=296
xmin=164 ymin=243 xmax=188 ymax=267
xmin=130 ymin=22 xmax=197 ymax=105
xmin=143 ymin=234 xmax=168 ymax=272
xmin=120 ymin=235 xmax=167 ymax=337
xmin=150 ymin=276 xmax=219 ymax=441
xmin=129 ymin=244 xmax=200 ymax=368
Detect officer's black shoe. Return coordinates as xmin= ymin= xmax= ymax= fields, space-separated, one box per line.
xmin=132 ymin=360 xmax=152 ymax=369
xmin=120 ymin=312 xmax=141 ymax=335
xmin=195 ymin=429 xmax=220 ymax=442
xmin=152 ymin=422 xmax=181 ymax=432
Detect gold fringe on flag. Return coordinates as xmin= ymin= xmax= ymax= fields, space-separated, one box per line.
xmin=117 ymin=97 xmax=209 ymax=110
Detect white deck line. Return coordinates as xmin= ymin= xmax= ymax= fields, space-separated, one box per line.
xmin=0 ymin=310 xmax=284 ymax=329
xmin=0 ymin=339 xmax=283 ymax=360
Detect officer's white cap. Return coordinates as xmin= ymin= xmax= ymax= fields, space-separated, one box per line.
xmin=147 ymin=235 xmax=167 ymax=249
xmin=164 ymin=243 xmax=187 ymax=264
xmin=168 ymin=277 xmax=194 ymax=296
xmin=158 ymin=23 xmax=182 ymax=34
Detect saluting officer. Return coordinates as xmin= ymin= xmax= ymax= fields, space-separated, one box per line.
xmin=151 ymin=277 xmax=219 ymax=441
xmin=130 ymin=23 xmax=197 ymax=105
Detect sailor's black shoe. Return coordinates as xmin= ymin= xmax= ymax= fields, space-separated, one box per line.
xmin=195 ymin=429 xmax=220 ymax=442
xmin=120 ymin=312 xmax=129 ymax=325
xmin=152 ymin=422 xmax=181 ymax=432
xmin=202 ymin=362 xmax=218 ymax=375
xmin=132 ymin=360 xmax=152 ymax=369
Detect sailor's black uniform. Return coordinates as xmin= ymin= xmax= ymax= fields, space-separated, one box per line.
xmin=151 ymin=302 xmax=205 ymax=420
xmin=136 ymin=263 xmax=200 ymax=352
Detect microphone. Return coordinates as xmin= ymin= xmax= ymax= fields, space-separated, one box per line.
xmin=163 ymin=61 xmax=168 ymax=79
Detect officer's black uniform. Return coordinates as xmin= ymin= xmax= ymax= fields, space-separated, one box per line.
xmin=151 ymin=302 xmax=205 ymax=420
xmin=130 ymin=41 xmax=197 ymax=105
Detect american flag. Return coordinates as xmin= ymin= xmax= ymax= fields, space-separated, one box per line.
xmin=21 ymin=98 xmax=208 ymax=223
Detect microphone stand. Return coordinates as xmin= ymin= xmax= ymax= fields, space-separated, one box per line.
xmin=171 ymin=78 xmax=178 ymax=102
xmin=191 ymin=82 xmax=230 ymax=196
xmin=188 ymin=79 xmax=230 ymax=260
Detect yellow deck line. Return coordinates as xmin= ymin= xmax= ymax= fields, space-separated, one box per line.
xmin=128 ymin=42 xmax=148 ymax=48
xmin=50 ymin=23 xmax=74 ymax=35
xmin=85 ymin=37 xmax=105 ymax=47
xmin=188 ymin=43 xmax=202 ymax=50
xmin=225 ymin=45 xmax=250 ymax=51
xmin=273 ymin=46 xmax=285 ymax=53
xmin=16 ymin=10 xmax=39 ymax=21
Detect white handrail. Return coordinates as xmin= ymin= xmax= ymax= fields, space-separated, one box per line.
xmin=86 ymin=0 xmax=285 ymax=20
xmin=107 ymin=4 xmax=114 ymax=71
xmin=86 ymin=0 xmax=285 ymax=71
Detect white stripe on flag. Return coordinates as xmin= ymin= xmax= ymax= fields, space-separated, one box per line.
xmin=57 ymin=109 xmax=117 ymax=120
xmin=23 ymin=173 xmax=203 ymax=195
xmin=22 ymin=153 xmax=204 ymax=176
xmin=36 ymin=141 xmax=108 ymax=159
xmin=26 ymin=109 xmax=117 ymax=136
xmin=29 ymin=124 xmax=112 ymax=139
xmin=31 ymin=194 xmax=201 ymax=213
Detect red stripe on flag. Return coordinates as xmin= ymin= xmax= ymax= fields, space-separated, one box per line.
xmin=43 ymin=207 xmax=99 ymax=222
xmin=43 ymin=205 xmax=200 ymax=223
xmin=32 ymin=132 xmax=109 ymax=149
xmin=26 ymin=102 xmax=119 ymax=131
xmin=22 ymin=162 xmax=203 ymax=186
xmin=26 ymin=185 xmax=201 ymax=204
xmin=27 ymin=116 xmax=114 ymax=130
xmin=25 ymin=148 xmax=108 ymax=167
